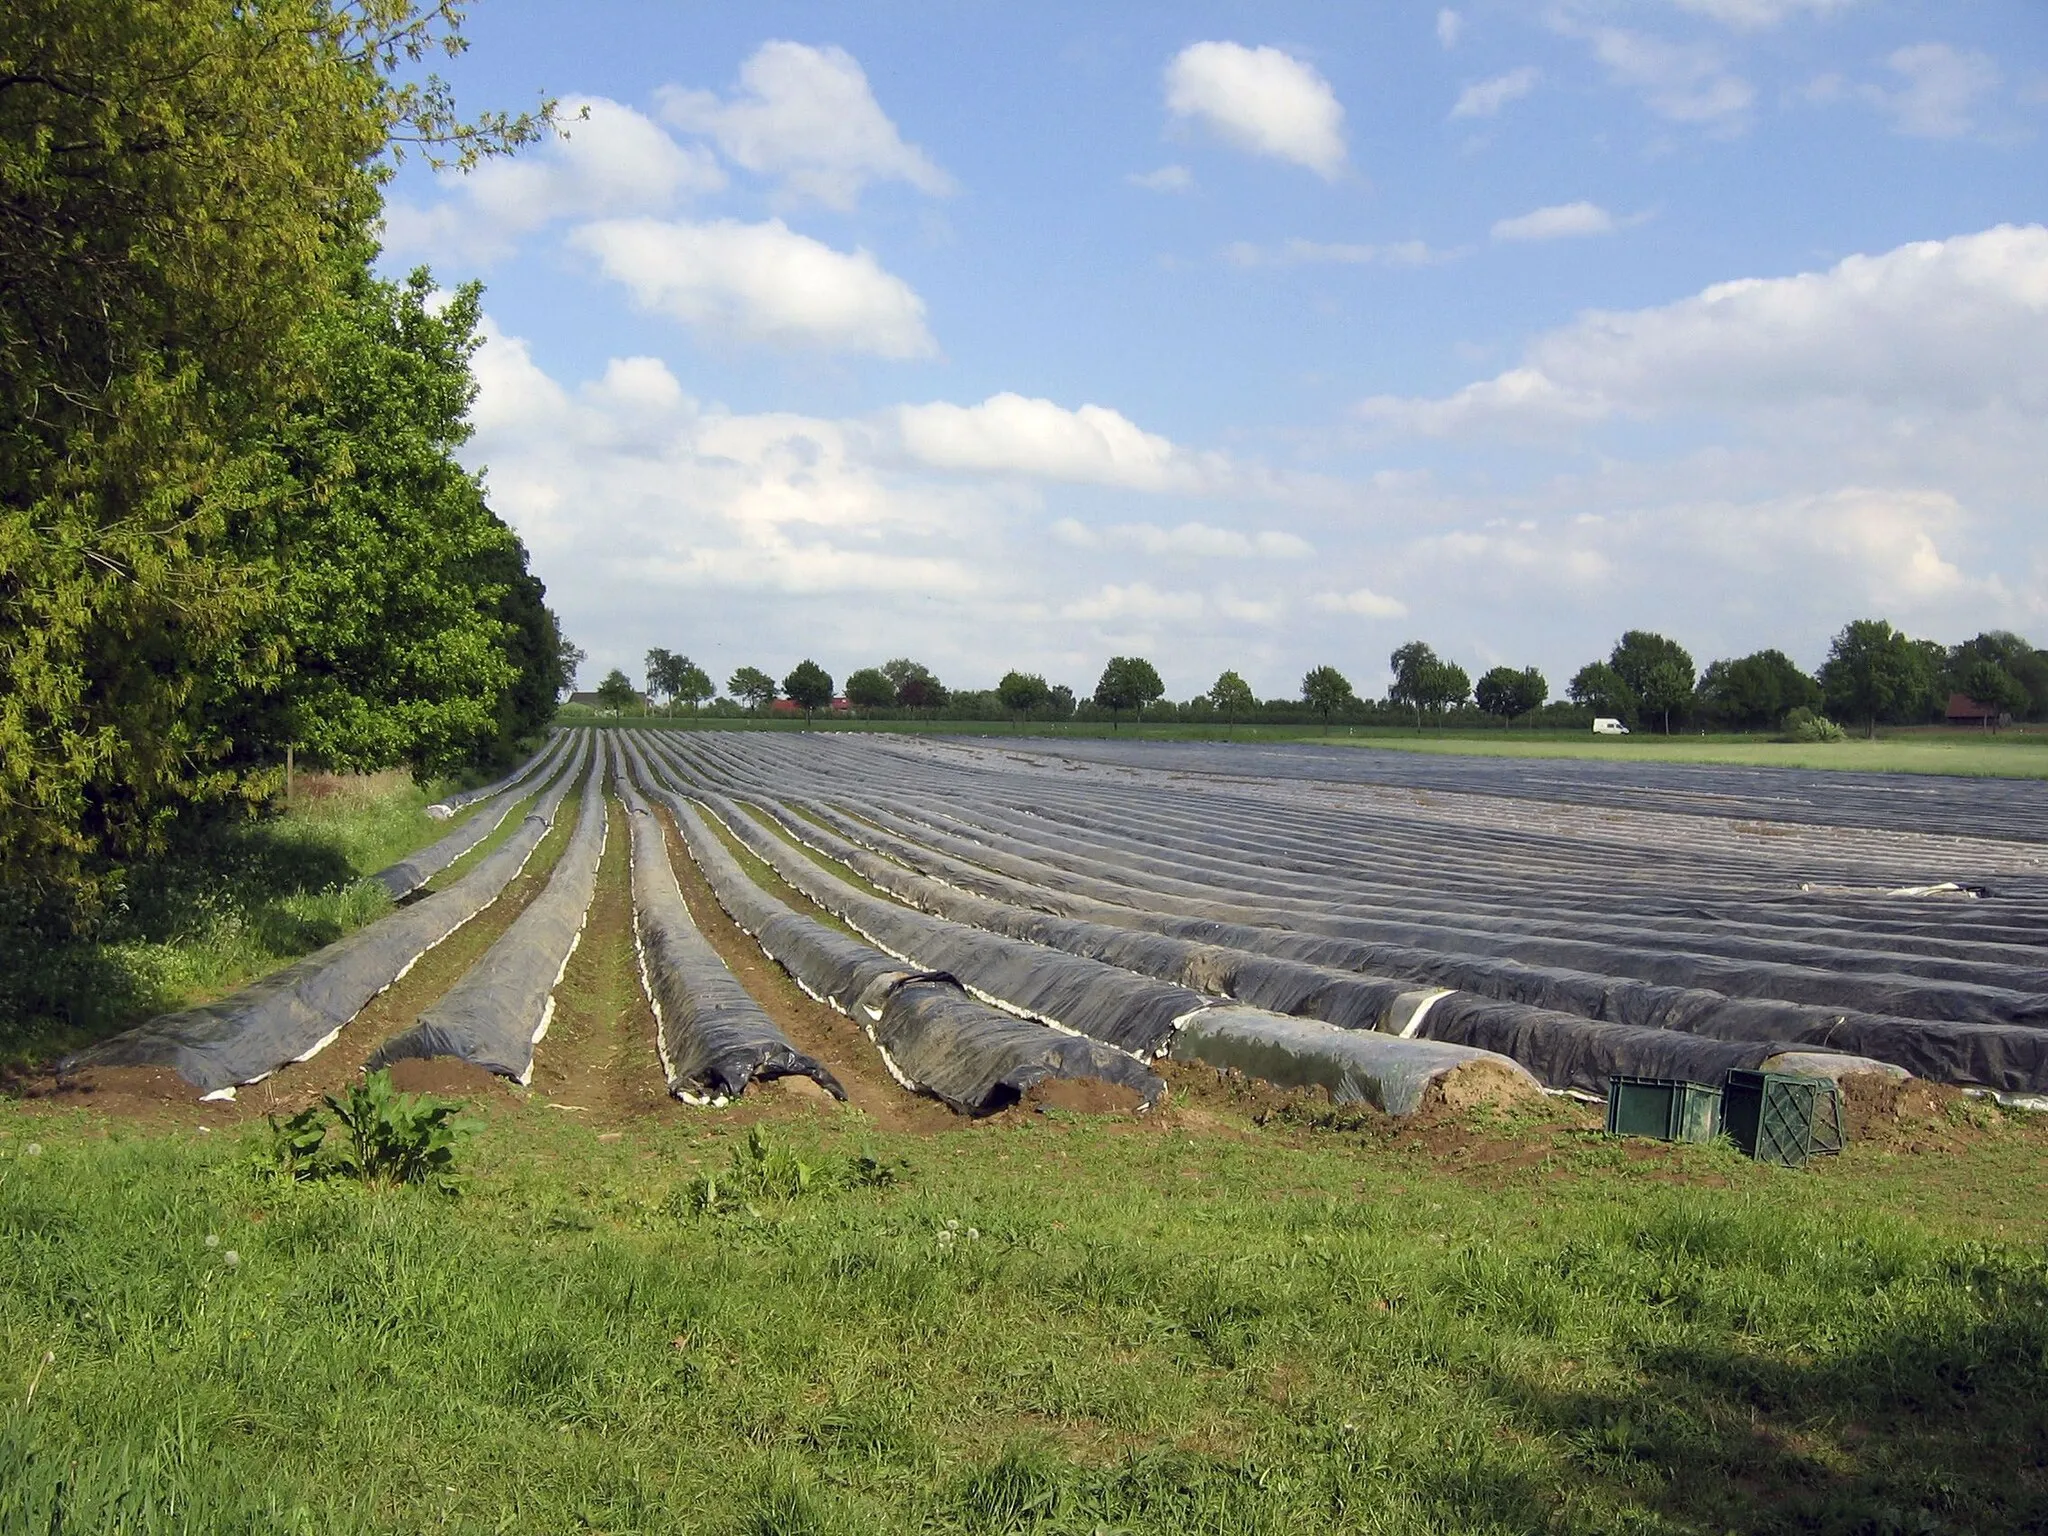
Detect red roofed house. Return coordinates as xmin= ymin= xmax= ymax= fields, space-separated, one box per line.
xmin=1945 ymin=693 xmax=2013 ymax=730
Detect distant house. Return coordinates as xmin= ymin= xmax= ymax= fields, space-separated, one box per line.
xmin=769 ymin=698 xmax=801 ymax=715
xmin=1945 ymin=693 xmax=2012 ymax=730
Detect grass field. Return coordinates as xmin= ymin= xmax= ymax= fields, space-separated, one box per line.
xmin=2 ymin=1083 xmax=2044 ymax=1534
xmin=571 ymin=712 xmax=2048 ymax=780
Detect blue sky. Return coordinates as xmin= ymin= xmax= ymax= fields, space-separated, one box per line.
xmin=383 ymin=0 xmax=2048 ymax=701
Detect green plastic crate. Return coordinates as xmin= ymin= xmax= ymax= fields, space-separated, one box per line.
xmin=1605 ymin=1076 xmax=1723 ymax=1144
xmin=1720 ymin=1070 xmax=1846 ymax=1167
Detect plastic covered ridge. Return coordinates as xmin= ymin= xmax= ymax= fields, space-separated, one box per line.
xmin=373 ymin=732 xmax=575 ymax=899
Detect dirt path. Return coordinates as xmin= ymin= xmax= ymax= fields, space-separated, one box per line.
xmin=523 ymin=796 xmax=678 ymax=1126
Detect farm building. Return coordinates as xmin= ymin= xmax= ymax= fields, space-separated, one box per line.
xmin=1945 ymin=692 xmax=2013 ymax=729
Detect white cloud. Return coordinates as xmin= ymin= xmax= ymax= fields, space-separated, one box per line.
xmin=1667 ymin=0 xmax=1861 ymax=29
xmin=1452 ymin=67 xmax=1541 ymax=119
xmin=1491 ymin=201 xmax=1617 ymax=242
xmin=1312 ymin=587 xmax=1410 ymax=619
xmin=1362 ymin=225 xmax=2048 ymax=433
xmin=1437 ymin=9 xmax=1464 ymax=49
xmin=893 ymin=393 xmax=1219 ymax=490
xmin=1225 ymin=237 xmax=1453 ymax=268
xmin=1128 ymin=164 xmax=1195 ymax=192
xmin=1052 ymin=519 xmax=1313 ymax=559
xmin=380 ymin=95 xmax=723 ymax=264
xmin=1060 ymin=584 xmax=1206 ymax=624
xmin=1164 ymin=42 xmax=1348 ymax=179
xmin=657 ymin=41 xmax=952 ymax=210
xmin=570 ymin=217 xmax=936 ymax=357
xmin=1571 ymin=25 xmax=1754 ymax=128
xmin=1862 ymin=43 xmax=2001 ymax=139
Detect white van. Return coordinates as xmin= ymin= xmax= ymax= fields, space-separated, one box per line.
xmin=1592 ymin=717 xmax=1630 ymax=735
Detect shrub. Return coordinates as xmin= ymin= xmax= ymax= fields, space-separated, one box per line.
xmin=673 ymin=1126 xmax=895 ymax=1217
xmin=1782 ymin=706 xmax=1847 ymax=743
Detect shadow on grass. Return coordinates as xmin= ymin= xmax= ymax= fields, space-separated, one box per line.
xmin=0 ymin=807 xmax=362 ymax=1069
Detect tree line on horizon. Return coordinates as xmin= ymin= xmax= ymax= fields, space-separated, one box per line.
xmin=577 ymin=619 xmax=2045 ymax=738
xmin=2 ymin=4 xmax=574 ymax=922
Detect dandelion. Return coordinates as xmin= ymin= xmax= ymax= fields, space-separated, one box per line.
xmin=23 ymin=1144 xmax=41 ymax=1158
xmin=967 ymin=1228 xmax=981 ymax=1241
xmin=946 ymin=1218 xmax=960 ymax=1231
xmin=223 ymin=1251 xmax=240 ymax=1269
xmin=205 ymin=1234 xmax=220 ymax=1249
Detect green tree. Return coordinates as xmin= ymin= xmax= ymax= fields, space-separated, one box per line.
xmin=594 ymin=669 xmax=637 ymax=713
xmin=0 ymin=0 xmax=546 ymax=906
xmin=782 ymin=659 xmax=834 ymax=722
xmin=1695 ymin=650 xmax=1820 ymax=731
xmin=1949 ymin=632 xmax=2048 ymax=721
xmin=1387 ymin=642 xmax=1441 ymax=730
xmin=1609 ymin=631 xmax=1694 ymax=735
xmin=1818 ymin=619 xmax=1930 ymax=739
xmin=896 ymin=673 xmax=948 ymax=712
xmin=1048 ymin=684 xmax=1076 ymax=720
xmin=1093 ymin=656 xmax=1164 ymax=729
xmin=1301 ymin=666 xmax=1355 ymax=733
xmin=1476 ymin=666 xmax=1547 ymax=726
xmin=997 ymin=670 xmax=1052 ymax=728
xmin=645 ymin=648 xmax=680 ymax=706
xmin=232 ymin=270 xmax=533 ymax=777
xmin=1569 ymin=661 xmax=1636 ymax=724
xmin=1955 ymin=657 xmax=2027 ymax=726
xmin=1209 ymin=670 xmax=1257 ymax=734
xmin=473 ymin=535 xmax=566 ymax=768
xmin=673 ymin=658 xmax=713 ymax=712
xmin=728 ymin=666 xmax=777 ymax=713
xmin=844 ymin=667 xmax=894 ymax=714
xmin=557 ymin=638 xmax=587 ymax=697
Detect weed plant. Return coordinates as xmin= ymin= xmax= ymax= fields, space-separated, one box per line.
xmin=0 ymin=1101 xmax=2043 ymax=1533
xmin=265 ymin=1070 xmax=472 ymax=1191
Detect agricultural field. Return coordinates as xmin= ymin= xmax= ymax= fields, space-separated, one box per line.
xmin=6 ymin=727 xmax=2047 ymax=1533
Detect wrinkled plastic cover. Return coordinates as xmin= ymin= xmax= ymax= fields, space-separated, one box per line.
xmin=368 ymin=735 xmax=611 ymax=1082
xmin=373 ymin=732 xmax=574 ymax=899
xmin=63 ymin=734 xmax=590 ymax=1092
xmin=615 ymin=747 xmax=843 ymax=1103
xmin=1170 ymin=1005 xmax=1539 ymax=1116
xmin=630 ymin=734 xmax=1163 ymax=1115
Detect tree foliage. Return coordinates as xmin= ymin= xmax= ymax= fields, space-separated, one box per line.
xmin=1475 ymin=666 xmax=1548 ymax=725
xmin=594 ymin=669 xmax=637 ymax=713
xmin=1568 ymin=662 xmax=1635 ymax=723
xmin=727 ymin=666 xmax=776 ymax=712
xmin=844 ymin=667 xmax=894 ymax=713
xmin=1818 ymin=619 xmax=1930 ymax=739
xmin=1300 ymin=666 xmax=1354 ymax=730
xmin=782 ymin=659 xmax=834 ymax=718
xmin=1209 ymin=670 xmax=1256 ymax=729
xmin=1695 ymin=650 xmax=1819 ymax=731
xmin=1093 ymin=656 xmax=1164 ymax=728
xmin=1609 ymin=631 xmax=1694 ymax=735
xmin=0 ymin=0 xmax=552 ymax=907
xmin=996 ymin=670 xmax=1052 ymax=724
xmin=1388 ymin=642 xmax=1468 ymax=728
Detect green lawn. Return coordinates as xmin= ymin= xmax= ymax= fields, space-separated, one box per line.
xmin=1 ymin=1091 xmax=2043 ymax=1534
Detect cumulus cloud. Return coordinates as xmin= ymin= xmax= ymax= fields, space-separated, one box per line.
xmin=1128 ymin=164 xmax=1195 ymax=192
xmin=1165 ymin=42 xmax=1348 ymax=178
xmin=657 ymin=41 xmax=952 ymax=209
xmin=1060 ymin=583 xmax=1207 ymax=624
xmin=1361 ymin=225 xmax=2048 ymax=432
xmin=570 ymin=217 xmax=935 ymax=357
xmin=892 ymin=393 xmax=1220 ymax=490
xmin=1452 ymin=66 xmax=1540 ymax=119
xmin=381 ymin=95 xmax=723 ymax=264
xmin=1862 ymin=43 xmax=2002 ymax=138
xmin=1224 ymin=237 xmax=1453 ymax=268
xmin=1311 ymin=587 xmax=1409 ymax=619
xmin=1491 ymin=201 xmax=1617 ymax=242
xmin=1052 ymin=519 xmax=1312 ymax=559
xmin=1569 ymin=24 xmax=1754 ymax=128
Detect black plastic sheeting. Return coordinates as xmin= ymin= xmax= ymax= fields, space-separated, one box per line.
xmin=368 ymin=734 xmax=611 ymax=1082
xmin=616 ymin=761 xmax=843 ymax=1104
xmin=62 ymin=733 xmax=591 ymax=1093
xmin=635 ymin=732 xmax=1541 ymax=1109
xmin=620 ymin=736 xmax=1165 ymax=1116
xmin=429 ymin=729 xmax=565 ymax=815
xmin=372 ymin=732 xmax=574 ymax=900
xmin=642 ymin=730 xmax=2048 ymax=1095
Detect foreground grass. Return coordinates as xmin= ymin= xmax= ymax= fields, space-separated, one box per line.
xmin=2 ymin=1095 xmax=2044 ymax=1534
xmin=584 ymin=715 xmax=2048 ymax=780
xmin=0 ymin=773 xmax=468 ymax=1067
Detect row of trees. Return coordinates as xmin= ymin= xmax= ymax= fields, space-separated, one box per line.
xmin=607 ymin=621 xmax=2046 ymax=739
xmin=3 ymin=3 xmax=574 ymax=916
